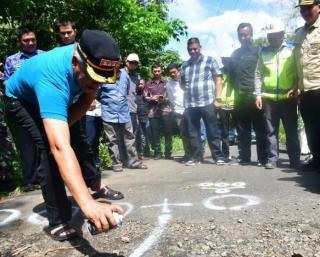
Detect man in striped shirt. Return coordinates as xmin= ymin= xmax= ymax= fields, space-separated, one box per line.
xmin=180 ymin=37 xmax=225 ymax=166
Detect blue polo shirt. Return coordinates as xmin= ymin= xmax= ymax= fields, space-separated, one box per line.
xmin=5 ymin=44 xmax=80 ymax=122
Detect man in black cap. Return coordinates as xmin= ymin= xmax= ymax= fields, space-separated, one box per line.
xmin=4 ymin=30 xmax=125 ymax=241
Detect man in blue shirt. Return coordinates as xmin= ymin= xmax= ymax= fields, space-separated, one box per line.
xmin=4 ymin=30 xmax=125 ymax=241
xmin=3 ymin=27 xmax=44 ymax=191
xmin=99 ymin=69 xmax=147 ymax=172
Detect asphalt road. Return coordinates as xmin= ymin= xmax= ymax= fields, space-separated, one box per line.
xmin=1 ymin=146 xmax=320 ymax=257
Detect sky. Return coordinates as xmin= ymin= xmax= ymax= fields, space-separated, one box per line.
xmin=166 ymin=0 xmax=304 ymax=61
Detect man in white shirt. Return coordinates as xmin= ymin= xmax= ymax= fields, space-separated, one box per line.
xmin=166 ymin=63 xmax=190 ymax=162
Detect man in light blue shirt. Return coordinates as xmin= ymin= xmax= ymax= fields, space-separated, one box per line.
xmin=5 ymin=30 xmax=125 ymax=241
xmin=99 ymin=69 xmax=147 ymax=171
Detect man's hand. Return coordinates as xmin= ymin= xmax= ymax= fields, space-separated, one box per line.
xmin=287 ymin=89 xmax=296 ymax=98
xmin=82 ymin=200 xmax=125 ymax=232
xmin=255 ymin=96 xmax=263 ymax=110
xmin=88 ymin=100 xmax=97 ymax=111
xmin=214 ymin=99 xmax=221 ymax=108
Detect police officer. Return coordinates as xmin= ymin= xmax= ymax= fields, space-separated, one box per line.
xmin=295 ymin=0 xmax=320 ymax=172
xmin=255 ymin=20 xmax=300 ymax=170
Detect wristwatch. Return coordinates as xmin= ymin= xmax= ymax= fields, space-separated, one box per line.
xmin=215 ymin=97 xmax=222 ymax=103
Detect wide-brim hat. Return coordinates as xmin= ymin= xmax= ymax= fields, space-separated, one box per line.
xmin=78 ymin=29 xmax=120 ymax=83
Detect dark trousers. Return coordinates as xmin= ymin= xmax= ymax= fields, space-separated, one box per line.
xmin=216 ymin=108 xmax=232 ymax=158
xmin=137 ymin=120 xmax=151 ymax=157
xmin=185 ymin=104 xmax=223 ymax=161
xmin=5 ymin=97 xmax=101 ymax=226
xmin=263 ymin=98 xmax=300 ymax=165
xmin=6 ymin=100 xmax=38 ymax=186
xmin=149 ymin=114 xmax=173 ymax=157
xmin=173 ymin=112 xmax=191 ymax=159
xmin=84 ymin=115 xmax=103 ymax=166
xmin=14 ymin=126 xmax=38 ymax=185
xmin=233 ymin=95 xmax=267 ymax=163
xmin=130 ymin=113 xmax=138 ymax=135
xmin=300 ymin=89 xmax=320 ymax=168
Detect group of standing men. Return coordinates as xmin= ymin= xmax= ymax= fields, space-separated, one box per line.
xmin=168 ymin=0 xmax=320 ymax=173
xmin=0 ymin=0 xmax=319 ymax=243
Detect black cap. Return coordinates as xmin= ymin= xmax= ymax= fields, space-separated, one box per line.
xmin=77 ymin=29 xmax=120 ymax=83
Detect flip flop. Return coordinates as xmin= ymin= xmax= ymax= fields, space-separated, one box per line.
xmin=44 ymin=223 xmax=79 ymax=241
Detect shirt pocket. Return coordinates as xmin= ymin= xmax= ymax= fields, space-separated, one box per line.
xmin=308 ymin=41 xmax=320 ymax=56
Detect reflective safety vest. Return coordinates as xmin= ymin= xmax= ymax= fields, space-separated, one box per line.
xmin=260 ymin=44 xmax=296 ymax=101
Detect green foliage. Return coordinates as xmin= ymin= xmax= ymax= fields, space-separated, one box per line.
xmin=141 ymin=49 xmax=183 ymax=79
xmin=0 ymin=0 xmax=187 ymax=67
xmin=99 ymin=135 xmax=112 ymax=168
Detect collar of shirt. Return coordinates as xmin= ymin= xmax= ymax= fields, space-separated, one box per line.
xmin=149 ymin=78 xmax=166 ymax=85
xmin=187 ymin=54 xmax=204 ymax=65
xmin=18 ymin=50 xmax=40 ymax=60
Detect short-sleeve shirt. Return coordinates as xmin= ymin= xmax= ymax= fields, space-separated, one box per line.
xmin=5 ymin=44 xmax=80 ymax=122
xmin=180 ymin=55 xmax=221 ymax=108
xmin=294 ymin=17 xmax=320 ymax=92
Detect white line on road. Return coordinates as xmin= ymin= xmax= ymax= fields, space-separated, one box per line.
xmin=203 ymin=194 xmax=261 ymax=211
xmin=0 ymin=209 xmax=21 ymax=227
xmin=129 ymin=214 xmax=171 ymax=257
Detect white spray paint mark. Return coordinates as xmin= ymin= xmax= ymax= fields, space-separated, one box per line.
xmin=28 ymin=209 xmax=48 ymax=226
xmin=130 ymin=199 xmax=192 ymax=257
xmin=198 ymin=181 xmax=246 ymax=193
xmin=129 ymin=214 xmax=171 ymax=257
xmin=28 ymin=206 xmax=80 ymax=226
xmin=116 ymin=202 xmax=134 ymax=215
xmin=203 ymin=194 xmax=261 ymax=211
xmin=0 ymin=209 xmax=22 ymax=227
xmin=141 ymin=198 xmax=193 ymax=213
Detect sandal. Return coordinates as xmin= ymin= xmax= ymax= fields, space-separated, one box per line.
xmin=44 ymin=223 xmax=78 ymax=241
xmin=97 ymin=186 xmax=124 ymax=200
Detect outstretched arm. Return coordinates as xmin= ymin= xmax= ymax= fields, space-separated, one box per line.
xmin=43 ymin=119 xmax=124 ymax=231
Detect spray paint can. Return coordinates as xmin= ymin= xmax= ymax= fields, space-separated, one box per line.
xmin=86 ymin=212 xmax=123 ymax=235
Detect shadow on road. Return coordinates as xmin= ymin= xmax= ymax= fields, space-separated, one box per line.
xmin=278 ymin=157 xmax=320 ymax=194
xmin=69 ymin=237 xmax=125 ymax=257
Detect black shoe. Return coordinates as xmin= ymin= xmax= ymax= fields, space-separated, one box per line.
xmin=164 ymin=155 xmax=174 ymax=160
